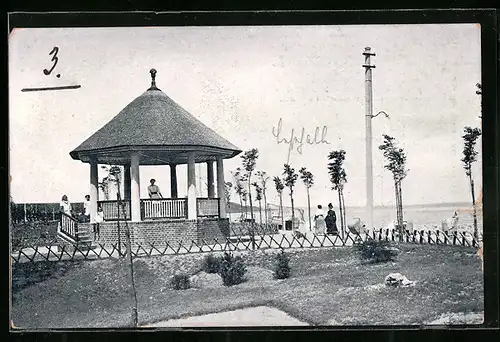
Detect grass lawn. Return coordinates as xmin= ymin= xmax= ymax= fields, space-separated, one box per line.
xmin=11 ymin=243 xmax=483 ymax=328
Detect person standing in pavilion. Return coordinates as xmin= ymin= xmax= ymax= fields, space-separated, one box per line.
xmin=148 ymin=179 xmax=163 ymax=199
xmin=148 ymin=179 xmax=163 ymax=217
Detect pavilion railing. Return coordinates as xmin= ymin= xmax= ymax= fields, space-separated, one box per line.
xmin=58 ymin=212 xmax=78 ymax=242
xmin=197 ymin=198 xmax=220 ymax=218
xmin=98 ymin=200 xmax=131 ymax=221
xmin=141 ymin=198 xmax=187 ymax=220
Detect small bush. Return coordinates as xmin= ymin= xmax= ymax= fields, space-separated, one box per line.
xmin=274 ymin=249 xmax=291 ymax=279
xmin=202 ymin=253 xmax=222 ymax=274
xmin=356 ymin=239 xmax=398 ymax=264
xmin=170 ymin=273 xmax=191 ymax=290
xmin=218 ymin=252 xmax=247 ymax=286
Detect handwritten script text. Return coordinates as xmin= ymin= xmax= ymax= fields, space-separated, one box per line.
xmin=272 ymin=118 xmax=330 ymax=164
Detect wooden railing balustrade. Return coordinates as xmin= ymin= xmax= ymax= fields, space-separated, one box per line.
xmin=141 ymin=198 xmax=187 ymax=220
xmin=98 ymin=200 xmax=131 ymax=221
xmin=59 ymin=212 xmax=78 ymax=242
xmin=196 ymin=198 xmax=220 ymax=217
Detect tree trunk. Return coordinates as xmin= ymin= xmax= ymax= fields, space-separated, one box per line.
xmin=341 ymin=189 xmax=347 ymax=239
xmin=395 ymin=181 xmax=404 ymax=242
xmin=117 ymin=196 xmax=122 ymax=257
xmin=247 ymin=176 xmax=255 ymax=249
xmin=124 ymin=215 xmax=138 ymax=327
xmin=238 ymin=194 xmax=243 ymax=221
xmin=398 ymin=181 xmax=404 ymax=236
xmin=470 ymin=176 xmax=478 ymax=239
xmin=263 ymin=190 xmax=268 ymax=228
xmin=306 ymin=187 xmax=312 ymax=231
xmin=117 ymin=191 xmax=138 ymax=327
xmin=243 ymin=197 xmax=248 ymax=219
xmin=279 ymin=193 xmax=284 ymax=231
xmin=258 ymin=199 xmax=262 ymax=226
xmin=393 ymin=181 xmax=400 ymax=241
xmin=290 ymin=190 xmax=295 ymax=231
xmin=337 ymin=189 xmax=343 ymax=237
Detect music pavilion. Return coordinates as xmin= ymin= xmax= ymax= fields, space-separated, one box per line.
xmin=68 ymin=69 xmax=241 ymax=245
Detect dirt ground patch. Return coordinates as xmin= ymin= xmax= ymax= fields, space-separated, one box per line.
xmin=143 ymin=305 xmax=309 ymax=327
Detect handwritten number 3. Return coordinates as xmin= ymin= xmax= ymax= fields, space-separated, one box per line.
xmin=43 ymin=47 xmax=59 ymax=76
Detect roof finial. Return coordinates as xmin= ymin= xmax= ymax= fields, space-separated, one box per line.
xmin=148 ymin=68 xmax=160 ymax=91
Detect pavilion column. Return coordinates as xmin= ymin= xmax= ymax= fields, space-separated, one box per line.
xmin=170 ymin=164 xmax=178 ymax=199
xmin=216 ymin=156 xmax=227 ymax=218
xmin=123 ymin=164 xmax=131 ymax=200
xmin=207 ymin=161 xmax=215 ymax=199
xmin=89 ymin=158 xmax=98 ymax=223
xmin=130 ymin=152 xmax=141 ymax=222
xmin=187 ymin=152 xmax=197 ymax=220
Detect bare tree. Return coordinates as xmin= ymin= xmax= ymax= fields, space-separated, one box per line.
xmin=256 ymin=171 xmax=270 ymax=227
xmin=252 ymin=182 xmax=263 ymax=225
xmin=241 ymin=149 xmax=259 ymax=249
xmin=327 ymin=150 xmax=347 ymax=238
xmin=231 ymin=169 xmax=246 ymax=220
xmin=224 ymin=181 xmax=233 ymax=211
xmin=273 ymin=176 xmax=285 ymax=230
xmin=379 ymin=135 xmax=409 ymax=241
xmin=299 ymin=167 xmax=314 ymax=232
xmin=461 ymin=126 xmax=482 ymax=239
xmin=108 ymin=166 xmax=138 ymax=327
xmin=283 ymin=164 xmax=299 ymax=231
xmin=241 ymin=189 xmax=249 ymax=219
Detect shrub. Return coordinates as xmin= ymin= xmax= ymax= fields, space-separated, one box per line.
xmin=170 ymin=273 xmax=191 ymax=290
xmin=218 ymin=252 xmax=247 ymax=286
xmin=202 ymin=253 xmax=222 ymax=274
xmin=274 ymin=249 xmax=291 ymax=279
xmin=356 ymin=239 xmax=398 ymax=264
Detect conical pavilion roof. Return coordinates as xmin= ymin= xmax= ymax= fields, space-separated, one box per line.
xmin=70 ymin=69 xmax=241 ymax=165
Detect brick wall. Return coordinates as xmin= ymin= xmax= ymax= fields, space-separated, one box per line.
xmin=229 ymin=222 xmax=278 ymax=236
xmin=197 ymin=218 xmax=230 ymax=244
xmin=89 ymin=219 xmax=229 ymax=246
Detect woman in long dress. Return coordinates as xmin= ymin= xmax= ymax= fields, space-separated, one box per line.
xmin=314 ymin=205 xmax=326 ymax=235
xmin=60 ymin=195 xmax=73 ymax=216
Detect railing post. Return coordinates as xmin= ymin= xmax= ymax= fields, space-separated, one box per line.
xmin=140 ymin=200 xmax=144 ymax=221
xmin=419 ymin=230 xmax=424 ymax=244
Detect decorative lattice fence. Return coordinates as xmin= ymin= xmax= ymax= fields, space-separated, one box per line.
xmin=10 ymin=224 xmax=481 ymax=264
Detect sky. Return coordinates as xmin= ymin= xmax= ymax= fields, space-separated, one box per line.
xmin=8 ymin=24 xmax=482 ymax=208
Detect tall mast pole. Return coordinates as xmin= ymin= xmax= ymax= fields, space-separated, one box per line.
xmin=363 ymin=47 xmax=376 ymax=232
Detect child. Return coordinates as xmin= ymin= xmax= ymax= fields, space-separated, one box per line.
xmin=82 ymin=195 xmax=91 ymax=222
xmin=94 ymin=206 xmax=104 ymax=240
